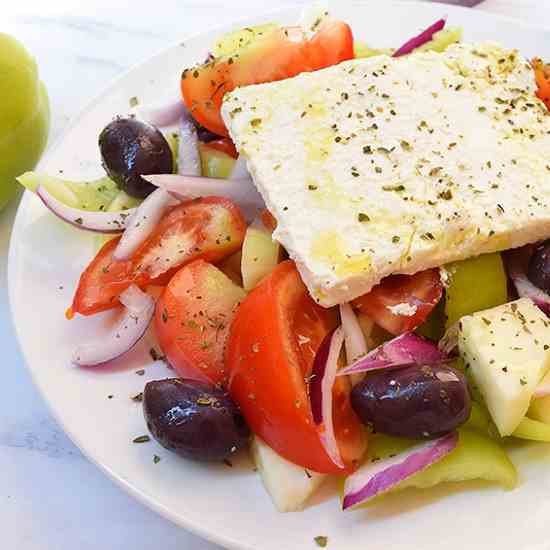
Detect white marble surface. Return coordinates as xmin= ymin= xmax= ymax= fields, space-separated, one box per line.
xmin=2 ymin=1 xmax=549 ymax=548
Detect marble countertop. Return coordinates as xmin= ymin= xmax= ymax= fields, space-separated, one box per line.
xmin=2 ymin=1 xmax=548 ymax=548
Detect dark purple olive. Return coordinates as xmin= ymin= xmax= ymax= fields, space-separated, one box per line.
xmin=99 ymin=117 xmax=172 ymax=199
xmin=143 ymin=378 xmax=249 ymax=461
xmin=195 ymin=124 xmax=221 ymax=144
xmin=351 ymin=363 xmax=471 ymax=439
xmin=528 ymin=240 xmax=550 ymax=293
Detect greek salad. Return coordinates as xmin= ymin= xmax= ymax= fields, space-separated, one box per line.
xmin=18 ymin=7 xmax=550 ymax=514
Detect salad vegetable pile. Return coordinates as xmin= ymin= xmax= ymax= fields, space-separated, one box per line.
xmin=19 ymin=8 xmax=550 ymax=515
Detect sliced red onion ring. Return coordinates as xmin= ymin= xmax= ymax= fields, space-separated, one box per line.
xmin=73 ymin=285 xmax=155 ymax=367
xmin=504 ymin=247 xmax=550 ymax=316
xmin=230 ymin=155 xmax=250 ymax=180
xmin=338 ymin=332 xmax=448 ymax=377
xmin=177 ymin=113 xmax=202 ymax=176
xmin=138 ymin=98 xmax=188 ymax=127
xmin=36 ymin=185 xmax=135 ymax=234
xmin=343 ymin=431 xmax=458 ymax=509
xmin=310 ymin=327 xmax=346 ymax=469
xmin=143 ymin=174 xmax=265 ymax=222
xmin=339 ymin=303 xmax=367 ymax=364
xmin=113 ymin=188 xmax=177 ymax=261
xmin=393 ymin=18 xmax=446 ymax=58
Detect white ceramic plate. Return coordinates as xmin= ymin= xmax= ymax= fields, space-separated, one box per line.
xmin=9 ymin=2 xmax=550 ymax=549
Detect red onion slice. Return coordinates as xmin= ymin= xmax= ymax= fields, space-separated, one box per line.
xmin=504 ymin=247 xmax=550 ymax=316
xmin=339 ymin=303 xmax=367 ymax=364
xmin=177 ymin=113 xmax=202 ymax=176
xmin=393 ymin=18 xmax=446 ymax=57
xmin=138 ymin=98 xmax=188 ymax=127
xmin=143 ymin=174 xmax=265 ymax=222
xmin=338 ymin=332 xmax=448 ymax=377
xmin=310 ymin=327 xmax=346 ymax=469
xmin=230 ymin=155 xmax=250 ymax=180
xmin=113 ymin=188 xmax=177 ymax=261
xmin=343 ymin=431 xmax=458 ymax=510
xmin=36 ymin=185 xmax=135 ymax=233
xmin=73 ymin=285 xmax=155 ymax=367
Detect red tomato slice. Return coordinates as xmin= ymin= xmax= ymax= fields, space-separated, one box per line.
xmin=181 ymin=18 xmax=354 ymax=136
xmin=70 ymin=237 xmax=143 ymax=316
xmin=201 ymin=138 xmax=238 ymax=159
xmin=226 ymin=260 xmax=366 ymax=474
xmin=155 ymin=260 xmax=246 ymax=387
xmin=352 ymin=269 xmax=443 ymax=335
xmin=533 ymin=58 xmax=550 ymax=109
xmin=72 ymin=197 xmax=246 ymax=316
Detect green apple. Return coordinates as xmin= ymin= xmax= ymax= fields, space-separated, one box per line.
xmin=0 ymin=33 xmax=49 ymax=210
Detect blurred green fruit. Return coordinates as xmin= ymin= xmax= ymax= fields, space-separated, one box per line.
xmin=0 ymin=33 xmax=50 ymax=211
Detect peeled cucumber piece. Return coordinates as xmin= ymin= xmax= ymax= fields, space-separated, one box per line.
xmin=199 ymin=144 xmax=235 ymax=179
xmin=18 ymin=171 xmax=121 ymax=211
xmin=213 ymin=24 xmax=278 ymax=58
xmin=415 ymin=27 xmax=463 ymax=54
xmin=512 ymin=416 xmax=550 ymax=442
xmin=444 ymin=253 xmax=508 ymax=328
xmin=241 ymin=221 xmax=281 ymax=291
xmin=364 ymin=428 xmax=517 ymax=497
xmin=251 ymin=436 xmax=326 ymax=512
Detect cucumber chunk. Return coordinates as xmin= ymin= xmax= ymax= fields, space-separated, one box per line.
xmin=444 ymin=253 xmax=508 ymax=328
xmin=415 ymin=27 xmax=463 ymax=54
xmin=363 ymin=428 xmax=517 ymax=496
xmin=199 ymin=144 xmax=235 ymax=179
xmin=528 ymin=395 xmax=550 ymax=425
xmin=18 ymin=171 xmax=121 ymax=211
xmin=251 ymin=436 xmax=325 ymax=512
xmin=513 ymin=416 xmax=550 ymax=442
xmin=241 ymin=221 xmax=281 ymax=291
xmin=354 ymin=43 xmax=393 ymax=59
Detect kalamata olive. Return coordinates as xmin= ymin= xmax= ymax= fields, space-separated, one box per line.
xmin=351 ymin=363 xmax=471 ymax=439
xmin=143 ymin=378 xmax=250 ymax=461
xmin=195 ymin=124 xmax=221 ymax=144
xmin=99 ymin=117 xmax=173 ymax=199
xmin=528 ymin=240 xmax=550 ymax=293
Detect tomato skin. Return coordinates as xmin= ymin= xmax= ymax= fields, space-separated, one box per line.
xmin=181 ymin=19 xmax=354 ymax=136
xmin=533 ymin=58 xmax=550 ymax=109
xmin=71 ymin=237 xmax=143 ymax=316
xmin=352 ymin=269 xmax=443 ymax=335
xmin=156 ymin=260 xmax=246 ymax=387
xmin=72 ymin=197 xmax=246 ymax=316
xmin=201 ymin=138 xmax=238 ymax=159
xmin=226 ymin=260 xmax=366 ymax=474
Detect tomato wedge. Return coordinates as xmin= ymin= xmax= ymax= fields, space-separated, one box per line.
xmin=226 ymin=260 xmax=366 ymax=474
xmin=181 ymin=18 xmax=354 ymax=136
xmin=72 ymin=197 xmax=246 ymax=316
xmin=156 ymin=260 xmax=246 ymax=387
xmin=533 ymin=58 xmax=550 ymax=110
xmin=352 ymin=269 xmax=443 ymax=336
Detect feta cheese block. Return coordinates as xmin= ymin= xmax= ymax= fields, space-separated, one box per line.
xmin=458 ymin=298 xmax=550 ymax=436
xmin=222 ymin=42 xmax=550 ymax=306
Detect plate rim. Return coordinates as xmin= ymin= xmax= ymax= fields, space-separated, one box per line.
xmin=8 ymin=2 xmax=550 ymax=549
